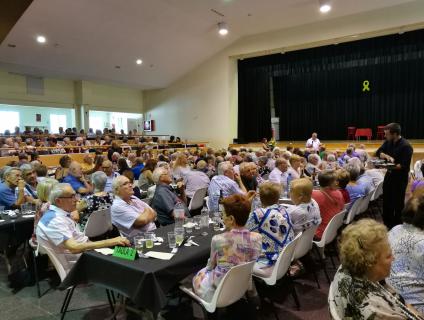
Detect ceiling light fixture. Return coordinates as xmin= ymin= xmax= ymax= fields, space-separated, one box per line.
xmin=218 ymin=22 xmax=228 ymax=36
xmin=319 ymin=0 xmax=332 ymax=13
xmin=36 ymin=35 xmax=46 ymax=43
xmin=136 ymin=59 xmax=143 ymax=65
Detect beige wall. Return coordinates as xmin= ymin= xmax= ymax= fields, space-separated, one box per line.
xmin=143 ymin=1 xmax=424 ymax=148
xmin=0 ymin=72 xmax=143 ymax=128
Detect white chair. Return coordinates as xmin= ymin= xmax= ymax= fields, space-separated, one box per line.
xmin=253 ymin=233 xmax=302 ymax=315
xmin=328 ymin=280 xmax=342 ymax=320
xmin=292 ymin=225 xmax=321 ymax=288
xmin=188 ymin=188 xmax=208 ymax=211
xmin=84 ymin=208 xmax=112 ymax=238
xmin=344 ymin=198 xmax=363 ymax=224
xmin=313 ymin=210 xmax=346 ymax=283
xmin=179 ymin=261 xmax=255 ymax=316
xmin=357 ymin=192 xmax=373 ymax=215
xmin=371 ymin=180 xmax=384 ymax=201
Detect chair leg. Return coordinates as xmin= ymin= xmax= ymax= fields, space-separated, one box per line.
xmin=271 ymin=300 xmax=280 ymax=320
xmin=329 ymin=253 xmax=336 ymax=269
xmin=106 ymin=289 xmax=115 ymax=313
xmin=60 ymin=289 xmax=71 ymax=314
xmin=32 ymin=249 xmax=41 ymax=298
xmin=311 ymin=268 xmax=321 ymax=289
xmin=314 ymin=245 xmax=330 ymax=284
xmin=60 ymin=286 xmax=75 ymax=320
xmin=288 ymin=276 xmax=300 ymax=310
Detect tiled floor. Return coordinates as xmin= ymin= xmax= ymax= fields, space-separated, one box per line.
xmin=0 ymin=250 xmax=338 ymax=320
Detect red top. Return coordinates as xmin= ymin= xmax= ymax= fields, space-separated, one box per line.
xmin=312 ymin=188 xmax=345 ymax=239
xmin=339 ymin=189 xmax=351 ymax=204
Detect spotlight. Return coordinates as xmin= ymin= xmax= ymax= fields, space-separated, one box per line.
xmin=319 ymin=0 xmax=331 ymax=13
xmin=36 ymin=35 xmax=46 ymax=43
xmin=136 ymin=59 xmax=143 ymax=65
xmin=218 ymin=22 xmax=228 ymax=36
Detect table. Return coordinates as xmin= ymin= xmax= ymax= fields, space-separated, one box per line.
xmin=355 ymin=128 xmax=372 ymax=140
xmin=0 ymin=214 xmax=34 ymax=250
xmin=61 ymin=224 xmax=221 ymax=316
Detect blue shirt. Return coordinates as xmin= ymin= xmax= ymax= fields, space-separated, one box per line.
xmin=0 ymin=182 xmax=17 ymax=209
xmin=346 ymin=183 xmax=366 ymax=206
xmin=63 ymin=175 xmax=84 ymax=193
xmin=131 ymin=164 xmax=144 ymax=180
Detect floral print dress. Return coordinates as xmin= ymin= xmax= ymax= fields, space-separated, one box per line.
xmin=192 ymin=228 xmax=261 ymax=301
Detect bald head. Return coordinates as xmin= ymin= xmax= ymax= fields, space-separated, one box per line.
xmin=69 ymin=161 xmax=83 ymax=178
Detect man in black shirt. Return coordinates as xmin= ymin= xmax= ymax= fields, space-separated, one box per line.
xmin=376 ymin=123 xmax=413 ymax=229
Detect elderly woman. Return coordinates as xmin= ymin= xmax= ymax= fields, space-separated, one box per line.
xmin=336 ymin=169 xmax=351 ymax=204
xmin=151 ymin=166 xmax=188 ymax=226
xmin=193 ymin=194 xmax=262 ymax=301
xmin=246 ymin=182 xmax=294 ymax=275
xmin=138 ymin=159 xmax=156 ymax=191
xmin=344 ymin=162 xmax=366 ymax=207
xmin=287 ymin=154 xmax=303 ymax=179
xmin=172 ymin=153 xmax=190 ymax=181
xmin=305 ymin=153 xmax=321 ymax=178
xmin=55 ymin=155 xmax=72 ymax=181
xmin=79 ymin=171 xmax=114 ymax=230
xmin=329 ymin=219 xmax=422 ymax=319
xmin=387 ymin=195 xmax=424 ymax=315
xmin=32 ymin=178 xmax=59 ymax=243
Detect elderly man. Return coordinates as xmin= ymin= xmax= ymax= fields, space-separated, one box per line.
xmin=268 ymin=158 xmax=289 ymax=191
xmin=102 ymin=160 xmax=120 ymax=192
xmin=306 ymin=132 xmax=321 ymax=150
xmin=36 ymin=183 xmax=129 ymax=272
xmin=111 ymin=176 xmax=156 ymax=237
xmin=17 ymin=164 xmax=39 ymax=200
xmin=63 ymin=161 xmax=92 ymax=195
xmin=208 ymin=161 xmax=253 ymax=212
xmin=0 ymin=167 xmax=27 ymax=209
xmin=151 ymin=167 xmax=189 ymax=226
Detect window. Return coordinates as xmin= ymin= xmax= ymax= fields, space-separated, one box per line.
xmin=0 ymin=111 xmax=19 ymax=133
xmin=50 ymin=114 xmax=67 ymax=133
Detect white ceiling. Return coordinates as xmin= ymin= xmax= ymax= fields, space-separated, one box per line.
xmin=0 ymin=0 xmax=415 ymax=89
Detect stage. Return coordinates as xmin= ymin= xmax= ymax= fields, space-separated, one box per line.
xmin=229 ymin=140 xmax=424 ymax=165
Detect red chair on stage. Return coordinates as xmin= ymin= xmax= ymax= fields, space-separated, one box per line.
xmin=376 ymin=126 xmax=385 ymax=139
xmin=347 ymin=127 xmax=356 ymax=140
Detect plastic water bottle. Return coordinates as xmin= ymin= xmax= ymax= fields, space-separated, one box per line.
xmin=286 ymin=173 xmax=293 ymax=198
xmin=174 ymin=202 xmax=185 ymax=227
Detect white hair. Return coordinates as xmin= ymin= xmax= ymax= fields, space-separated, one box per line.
xmin=308 ymin=154 xmax=320 ymax=163
xmin=91 ymin=171 xmax=107 ymax=192
xmin=218 ymin=161 xmax=233 ymax=176
xmin=49 ymin=183 xmax=73 ymax=204
xmin=152 ymin=167 xmax=169 ymax=185
xmin=327 ymin=154 xmax=336 ymax=162
xmin=112 ymin=175 xmax=129 ymax=194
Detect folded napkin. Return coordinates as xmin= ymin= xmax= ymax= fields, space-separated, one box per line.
xmin=183 ymin=222 xmax=196 ymax=228
xmin=144 ymin=251 xmax=174 ymax=260
xmin=22 ymin=214 xmax=35 ymax=218
xmin=95 ymin=248 xmax=114 ymax=255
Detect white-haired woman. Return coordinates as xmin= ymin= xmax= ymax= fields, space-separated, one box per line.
xmin=329 ymin=219 xmax=423 ymax=319
xmin=79 ymin=171 xmax=114 ymax=229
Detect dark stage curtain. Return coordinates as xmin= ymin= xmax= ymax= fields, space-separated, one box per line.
xmin=238 ymin=29 xmax=424 ymax=140
xmin=237 ymin=60 xmax=272 ymax=143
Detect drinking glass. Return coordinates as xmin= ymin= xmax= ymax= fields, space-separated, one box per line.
xmin=185 ymin=218 xmax=193 ymax=234
xmin=145 ymin=232 xmax=154 ymax=249
xmin=193 ymin=216 xmax=201 ymax=230
xmin=175 ymin=227 xmax=184 ymax=246
xmin=200 ymin=212 xmax=209 ymax=236
xmin=134 ymin=235 xmax=145 ymax=256
xmin=212 ymin=216 xmax=221 ymax=231
xmin=167 ymin=232 xmax=176 ymax=249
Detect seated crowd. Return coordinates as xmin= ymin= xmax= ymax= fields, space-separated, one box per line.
xmin=1 ymin=130 xmax=424 ymax=319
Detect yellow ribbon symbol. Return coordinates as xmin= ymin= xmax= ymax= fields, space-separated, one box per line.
xmin=362 ymin=80 xmax=370 ymax=92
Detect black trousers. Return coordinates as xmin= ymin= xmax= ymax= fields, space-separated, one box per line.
xmin=382 ymin=171 xmax=409 ymax=229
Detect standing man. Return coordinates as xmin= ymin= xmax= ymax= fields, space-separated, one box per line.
xmin=376 ymin=123 xmax=413 ymax=229
xmin=306 ymin=132 xmax=321 ymax=150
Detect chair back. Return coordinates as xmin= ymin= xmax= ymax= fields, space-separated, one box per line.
xmin=293 ymin=225 xmax=319 ymax=260
xmin=267 ymin=232 xmax=302 ymax=285
xmin=328 ymin=281 xmax=343 ymax=320
xmin=38 ymin=240 xmax=70 ymax=281
xmin=84 ymin=208 xmax=112 ymax=238
xmin=370 ymin=181 xmax=383 ymax=201
xmin=358 ymin=192 xmax=372 ymax=214
xmin=344 ymin=198 xmax=363 ymax=224
xmin=188 ymin=188 xmax=208 ymax=211
xmin=317 ymin=210 xmax=346 ymax=247
xmin=212 ymin=261 xmax=255 ymax=309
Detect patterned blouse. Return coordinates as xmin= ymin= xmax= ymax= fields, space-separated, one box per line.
xmin=192 ymin=228 xmax=261 ymax=301
xmin=79 ymin=192 xmax=114 ymax=230
xmin=246 ymin=204 xmax=295 ymax=266
xmin=329 ymin=267 xmax=421 ymax=320
xmin=388 ymin=224 xmax=424 ymax=314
